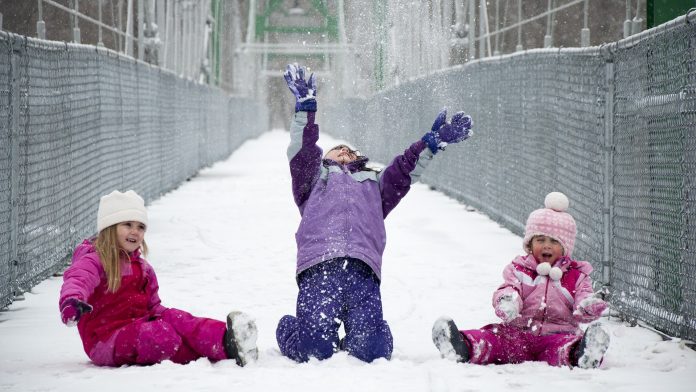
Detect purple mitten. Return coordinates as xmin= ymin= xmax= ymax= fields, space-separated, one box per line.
xmin=60 ymin=298 xmax=93 ymax=327
xmin=422 ymin=108 xmax=473 ymax=153
xmin=283 ymin=63 xmax=317 ymax=112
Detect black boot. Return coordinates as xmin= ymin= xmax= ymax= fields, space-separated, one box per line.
xmin=573 ymin=323 xmax=610 ymax=369
xmin=224 ymin=311 xmax=259 ymax=367
xmin=432 ymin=317 xmax=469 ymax=363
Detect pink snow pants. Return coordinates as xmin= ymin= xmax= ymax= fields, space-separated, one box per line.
xmin=93 ymin=308 xmax=228 ymax=366
xmin=461 ymin=323 xmax=581 ymax=367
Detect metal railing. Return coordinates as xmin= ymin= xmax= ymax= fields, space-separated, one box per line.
xmin=29 ymin=0 xmax=214 ymax=81
xmin=458 ymin=0 xmax=644 ymax=59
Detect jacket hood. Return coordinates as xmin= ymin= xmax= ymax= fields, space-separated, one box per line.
xmin=322 ymin=156 xmax=370 ymax=173
xmin=72 ymin=238 xmax=98 ymax=261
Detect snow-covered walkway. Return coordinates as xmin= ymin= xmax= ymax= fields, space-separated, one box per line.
xmin=1 ymin=130 xmax=694 ymax=392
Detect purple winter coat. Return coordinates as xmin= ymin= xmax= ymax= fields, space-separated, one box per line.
xmin=492 ymin=254 xmax=604 ymax=335
xmin=287 ymin=111 xmax=434 ymax=279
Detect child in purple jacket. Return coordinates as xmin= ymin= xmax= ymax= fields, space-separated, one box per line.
xmin=276 ymin=63 xmax=473 ymax=363
xmin=432 ymin=192 xmax=610 ymax=369
xmin=59 ymin=190 xmax=258 ymax=367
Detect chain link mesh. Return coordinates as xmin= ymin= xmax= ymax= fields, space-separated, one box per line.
xmin=324 ymin=15 xmax=696 ymax=342
xmin=611 ymin=16 xmax=696 ymax=340
xmin=0 ymin=33 xmax=267 ymax=308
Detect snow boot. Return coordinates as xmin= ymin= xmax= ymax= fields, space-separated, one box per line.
xmin=432 ymin=317 xmax=469 ymax=363
xmin=224 ymin=311 xmax=259 ymax=366
xmin=574 ymin=323 xmax=610 ymax=369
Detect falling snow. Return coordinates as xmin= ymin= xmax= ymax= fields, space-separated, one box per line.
xmin=0 ymin=130 xmax=694 ymax=392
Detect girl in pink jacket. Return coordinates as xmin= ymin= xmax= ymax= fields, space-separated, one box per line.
xmin=432 ymin=192 xmax=610 ymax=369
xmin=59 ymin=190 xmax=258 ymax=367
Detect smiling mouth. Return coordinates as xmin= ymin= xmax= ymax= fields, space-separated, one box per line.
xmin=541 ymin=252 xmax=553 ymax=258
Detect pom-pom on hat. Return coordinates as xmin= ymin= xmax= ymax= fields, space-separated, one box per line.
xmin=97 ymin=190 xmax=148 ymax=232
xmin=523 ymin=192 xmax=577 ymax=257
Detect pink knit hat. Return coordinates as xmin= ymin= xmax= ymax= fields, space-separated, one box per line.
xmin=523 ymin=192 xmax=577 ymax=257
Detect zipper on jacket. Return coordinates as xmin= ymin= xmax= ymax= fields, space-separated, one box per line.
xmin=540 ymin=277 xmax=551 ymax=334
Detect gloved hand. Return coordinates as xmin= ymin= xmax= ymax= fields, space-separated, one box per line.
xmin=494 ymin=292 xmax=521 ymax=322
xmin=283 ymin=63 xmax=317 ymax=112
xmin=422 ymin=108 xmax=473 ymax=154
xmin=60 ymin=298 xmax=93 ymax=327
xmin=573 ymin=295 xmax=607 ymax=322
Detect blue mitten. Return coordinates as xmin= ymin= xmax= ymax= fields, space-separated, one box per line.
xmin=422 ymin=108 xmax=473 ymax=154
xmin=283 ymin=63 xmax=317 ymax=112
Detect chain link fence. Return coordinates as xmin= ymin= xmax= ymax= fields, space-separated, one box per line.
xmin=0 ymin=32 xmax=267 ymax=309
xmin=323 ymin=12 xmax=696 ymax=342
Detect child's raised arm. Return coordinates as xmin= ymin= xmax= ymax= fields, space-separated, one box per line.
xmin=379 ymin=108 xmax=473 ymax=217
xmin=284 ymin=64 xmax=322 ymax=209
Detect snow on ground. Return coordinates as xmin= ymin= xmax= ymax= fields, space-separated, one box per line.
xmin=1 ymin=130 xmax=694 ymax=392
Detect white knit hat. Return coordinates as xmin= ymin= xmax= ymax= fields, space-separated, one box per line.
xmin=97 ymin=190 xmax=148 ymax=232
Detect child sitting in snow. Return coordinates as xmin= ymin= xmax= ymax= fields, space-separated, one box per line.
xmin=59 ymin=190 xmax=258 ymax=367
xmin=432 ymin=192 xmax=610 ymax=369
xmin=276 ymin=63 xmax=473 ymax=363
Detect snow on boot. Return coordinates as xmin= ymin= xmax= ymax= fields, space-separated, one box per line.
xmin=575 ymin=323 xmax=610 ymax=369
xmin=432 ymin=317 xmax=469 ymax=363
xmin=224 ymin=311 xmax=259 ymax=367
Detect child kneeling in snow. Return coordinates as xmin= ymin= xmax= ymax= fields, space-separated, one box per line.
xmin=59 ymin=190 xmax=258 ymax=367
xmin=432 ymin=192 xmax=610 ymax=369
xmin=276 ymin=64 xmax=473 ymax=363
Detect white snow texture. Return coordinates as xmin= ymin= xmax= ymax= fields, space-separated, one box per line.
xmin=1 ymin=131 xmax=695 ymax=392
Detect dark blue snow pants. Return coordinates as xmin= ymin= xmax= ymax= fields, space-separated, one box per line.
xmin=276 ymin=258 xmax=393 ymax=363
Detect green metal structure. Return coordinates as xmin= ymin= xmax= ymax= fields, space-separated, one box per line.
xmin=254 ymin=0 xmax=338 ymax=40
xmin=647 ymin=0 xmax=695 ymax=28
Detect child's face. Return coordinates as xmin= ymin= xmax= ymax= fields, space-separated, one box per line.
xmin=530 ymin=235 xmax=564 ymax=264
xmin=324 ymin=144 xmax=359 ymax=164
xmin=116 ymin=221 xmax=146 ymax=254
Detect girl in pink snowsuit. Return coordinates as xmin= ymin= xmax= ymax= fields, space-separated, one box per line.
xmin=432 ymin=192 xmax=610 ymax=369
xmin=59 ymin=190 xmax=258 ymax=367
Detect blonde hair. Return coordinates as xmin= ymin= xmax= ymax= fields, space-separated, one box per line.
xmin=93 ymin=224 xmax=148 ymax=292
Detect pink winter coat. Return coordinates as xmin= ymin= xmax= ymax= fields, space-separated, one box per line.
xmin=492 ymin=254 xmax=604 ymax=335
xmin=59 ymin=239 xmax=167 ymax=361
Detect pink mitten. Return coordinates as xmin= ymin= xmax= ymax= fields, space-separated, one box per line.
xmin=574 ymin=296 xmax=607 ymax=322
xmin=60 ymin=298 xmax=92 ymax=326
xmin=495 ymin=292 xmax=521 ymax=322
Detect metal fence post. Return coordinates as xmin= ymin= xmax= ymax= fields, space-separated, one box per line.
xmin=469 ymin=0 xmax=476 ymax=59
xmin=544 ymin=0 xmax=553 ymax=47
xmin=125 ymin=0 xmax=134 ymax=57
xmin=580 ymin=0 xmax=590 ymax=47
xmin=623 ymin=0 xmax=632 ymax=38
xmin=97 ymin=0 xmax=104 ymax=47
xmin=37 ymin=0 xmax=46 ymax=39
xmin=73 ymin=0 xmax=81 ymax=44
xmin=515 ymin=0 xmax=523 ymax=52
xmin=602 ymin=58 xmax=615 ymax=289
xmin=138 ymin=0 xmax=144 ymax=60
xmin=9 ymin=44 xmax=22 ymax=300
